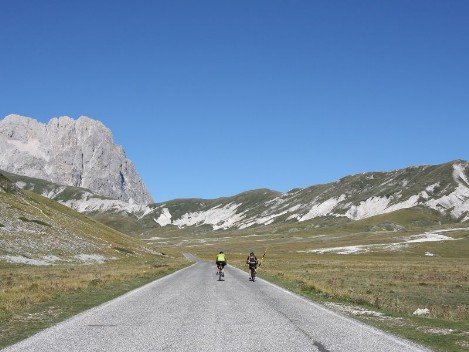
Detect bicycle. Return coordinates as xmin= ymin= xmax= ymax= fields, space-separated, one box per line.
xmin=217 ymin=263 xmax=225 ymax=281
xmin=248 ymin=265 xmax=256 ymax=282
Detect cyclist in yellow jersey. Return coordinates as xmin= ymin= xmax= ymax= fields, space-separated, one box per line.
xmin=215 ymin=251 xmax=226 ymax=277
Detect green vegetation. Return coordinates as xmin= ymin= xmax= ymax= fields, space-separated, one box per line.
xmin=113 ymin=246 xmax=134 ymax=255
xmin=18 ymin=216 xmax=52 ymax=227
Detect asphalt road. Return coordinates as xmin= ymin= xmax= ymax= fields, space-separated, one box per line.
xmin=2 ymin=257 xmax=431 ymax=352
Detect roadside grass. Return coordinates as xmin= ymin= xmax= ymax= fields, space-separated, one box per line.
xmin=257 ymin=254 xmax=468 ymax=352
xmin=0 ymin=254 xmax=188 ymax=349
xmin=161 ymin=224 xmax=469 ymax=352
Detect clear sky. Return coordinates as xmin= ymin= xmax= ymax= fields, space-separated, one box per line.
xmin=1 ymin=1 xmax=468 ymax=202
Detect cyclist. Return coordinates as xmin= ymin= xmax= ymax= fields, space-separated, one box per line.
xmin=215 ymin=251 xmax=227 ymax=277
xmin=246 ymin=252 xmax=258 ymax=281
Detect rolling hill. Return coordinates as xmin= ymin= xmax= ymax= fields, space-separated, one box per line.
xmin=0 ymin=173 xmax=161 ymax=265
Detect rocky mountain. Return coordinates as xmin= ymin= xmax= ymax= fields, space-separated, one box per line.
xmin=4 ymin=160 xmax=469 ymax=235
xmin=0 ymin=114 xmax=153 ymax=205
xmin=0 ymin=173 xmax=161 ymax=265
xmin=143 ymin=160 xmax=469 ymax=231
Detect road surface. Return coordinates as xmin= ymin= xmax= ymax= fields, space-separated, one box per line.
xmin=2 ymin=256 xmax=431 ymax=351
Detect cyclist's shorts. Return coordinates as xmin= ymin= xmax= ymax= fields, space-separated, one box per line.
xmin=216 ymin=261 xmax=226 ymax=268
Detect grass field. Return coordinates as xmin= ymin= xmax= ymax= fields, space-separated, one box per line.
xmin=154 ymin=221 xmax=469 ymax=352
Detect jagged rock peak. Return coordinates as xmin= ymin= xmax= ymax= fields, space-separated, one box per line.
xmin=0 ymin=114 xmax=153 ymax=204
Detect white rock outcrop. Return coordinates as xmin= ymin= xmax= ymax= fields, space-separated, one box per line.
xmin=0 ymin=114 xmax=153 ymax=204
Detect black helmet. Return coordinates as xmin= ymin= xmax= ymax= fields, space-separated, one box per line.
xmin=219 ymin=251 xmax=223 ymax=254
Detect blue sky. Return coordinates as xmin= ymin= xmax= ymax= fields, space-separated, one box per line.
xmin=1 ymin=1 xmax=468 ymax=202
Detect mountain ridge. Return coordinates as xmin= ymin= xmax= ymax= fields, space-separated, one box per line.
xmin=3 ymin=160 xmax=468 ymax=235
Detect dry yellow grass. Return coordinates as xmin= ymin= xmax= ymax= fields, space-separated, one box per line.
xmin=0 ymin=255 xmax=188 ymax=348
xmin=172 ymin=225 xmax=468 ymax=351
